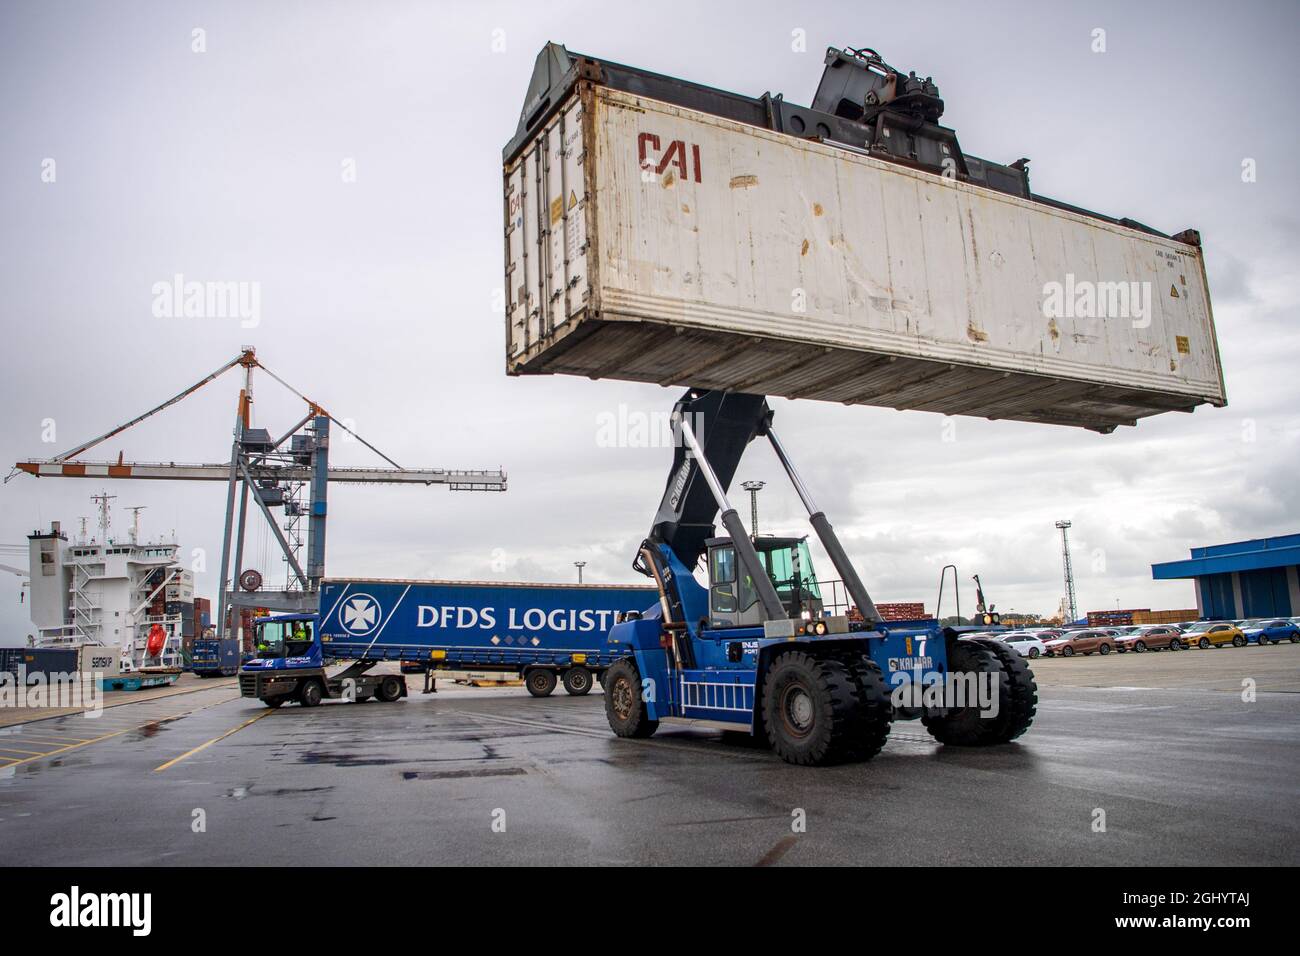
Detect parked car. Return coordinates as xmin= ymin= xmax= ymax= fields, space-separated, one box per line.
xmin=1116 ymin=625 xmax=1184 ymax=653
xmin=1240 ymin=618 xmax=1300 ymax=645
xmin=1045 ymin=628 xmax=1116 ymax=657
xmin=1181 ymin=620 xmax=1246 ymax=648
xmin=998 ymin=632 xmax=1047 ymax=659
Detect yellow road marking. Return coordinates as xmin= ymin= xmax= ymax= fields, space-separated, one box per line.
xmin=6 ymin=735 xmax=95 ymax=745
xmin=0 ymin=746 xmax=49 ymax=756
xmin=0 ymin=728 xmax=133 ymax=769
xmin=153 ymin=710 xmax=273 ymax=773
xmin=0 ymin=695 xmax=244 ymax=771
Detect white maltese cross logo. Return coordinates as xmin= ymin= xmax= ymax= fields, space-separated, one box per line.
xmin=340 ymin=594 xmax=381 ymax=635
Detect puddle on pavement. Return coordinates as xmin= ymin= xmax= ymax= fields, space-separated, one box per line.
xmin=297 ymin=752 xmax=411 ymax=768
xmin=401 ymin=767 xmax=527 ymax=780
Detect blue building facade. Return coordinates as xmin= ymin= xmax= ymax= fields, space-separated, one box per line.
xmin=1152 ymin=533 xmax=1300 ymax=620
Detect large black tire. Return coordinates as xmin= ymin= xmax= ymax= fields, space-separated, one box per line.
xmin=525 ymin=668 xmax=558 ymax=698
xmin=299 ymin=679 xmax=324 ymax=708
xmin=263 ymin=697 xmax=284 ymax=709
xmin=761 ymin=651 xmax=866 ymax=766
xmin=921 ymin=638 xmax=1037 ymax=746
xmin=833 ymin=651 xmax=894 ymax=762
xmin=562 ymin=667 xmax=593 ymax=696
xmin=603 ymin=659 xmax=658 ymax=738
xmin=377 ymin=675 xmax=404 ymax=702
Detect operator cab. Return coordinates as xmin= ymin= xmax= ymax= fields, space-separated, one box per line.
xmin=706 ymin=535 xmax=824 ymax=628
xmin=253 ymin=616 xmax=315 ymax=659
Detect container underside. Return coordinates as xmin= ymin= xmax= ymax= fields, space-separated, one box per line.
xmin=509 ymin=318 xmax=1216 ymax=432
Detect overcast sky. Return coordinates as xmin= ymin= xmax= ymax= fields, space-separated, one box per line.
xmin=2 ymin=0 xmax=1297 ymax=643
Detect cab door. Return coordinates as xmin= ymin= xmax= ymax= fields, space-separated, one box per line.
xmin=708 ymin=544 xmax=740 ymax=628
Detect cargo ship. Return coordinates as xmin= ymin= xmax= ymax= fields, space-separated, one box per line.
xmin=22 ymin=495 xmax=201 ymax=689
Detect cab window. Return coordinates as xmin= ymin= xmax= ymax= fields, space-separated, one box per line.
xmin=710 ymin=546 xmax=738 ymax=615
xmin=255 ymin=621 xmax=287 ymax=658
xmin=256 ymin=619 xmax=313 ymax=658
xmin=710 ymin=546 xmax=736 ymax=584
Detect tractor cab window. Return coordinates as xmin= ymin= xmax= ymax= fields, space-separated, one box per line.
xmin=255 ymin=621 xmax=287 ymax=659
xmin=286 ymin=620 xmax=314 ymax=655
xmin=256 ymin=620 xmax=314 ymax=659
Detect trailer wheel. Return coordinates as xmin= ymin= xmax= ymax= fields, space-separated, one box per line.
xmin=299 ymin=679 xmax=324 ymax=708
xmin=525 ymin=668 xmax=558 ymax=698
xmin=921 ymin=637 xmax=1037 ymax=747
xmin=761 ymin=652 xmax=863 ymax=766
xmin=562 ymin=667 xmax=593 ymax=696
xmin=603 ymin=659 xmax=657 ymax=738
xmin=377 ymin=676 xmax=404 ymax=702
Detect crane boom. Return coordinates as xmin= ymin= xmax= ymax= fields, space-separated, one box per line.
xmin=50 ymin=351 xmax=250 ymax=463
xmin=13 ymin=459 xmax=506 ymax=488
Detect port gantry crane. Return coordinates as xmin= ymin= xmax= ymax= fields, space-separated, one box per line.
xmin=10 ymin=348 xmax=507 ymax=646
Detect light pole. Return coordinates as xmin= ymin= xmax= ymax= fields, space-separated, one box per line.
xmin=574 ymin=561 xmax=586 ymax=584
xmin=1055 ymin=520 xmax=1077 ymax=624
xmin=741 ymin=480 xmax=766 ymax=538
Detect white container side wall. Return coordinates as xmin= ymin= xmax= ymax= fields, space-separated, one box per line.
xmin=590 ymin=88 xmax=1220 ymax=399
xmin=504 ymin=85 xmax=1224 ymax=426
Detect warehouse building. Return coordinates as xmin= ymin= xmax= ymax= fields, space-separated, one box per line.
xmin=1152 ymin=533 xmax=1300 ymax=619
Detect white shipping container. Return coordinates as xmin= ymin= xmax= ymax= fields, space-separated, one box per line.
xmin=504 ymin=85 xmax=1225 ymax=431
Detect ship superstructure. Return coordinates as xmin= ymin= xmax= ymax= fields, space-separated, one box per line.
xmin=27 ymin=494 xmax=192 ymax=673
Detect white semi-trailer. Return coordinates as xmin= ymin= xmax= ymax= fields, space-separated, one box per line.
xmin=504 ymin=44 xmax=1223 ymax=432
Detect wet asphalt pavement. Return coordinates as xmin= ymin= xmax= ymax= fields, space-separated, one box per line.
xmin=1 ymin=646 xmax=1298 ymax=866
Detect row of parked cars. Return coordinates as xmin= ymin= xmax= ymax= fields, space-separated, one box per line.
xmin=979 ymin=617 xmax=1300 ymax=659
